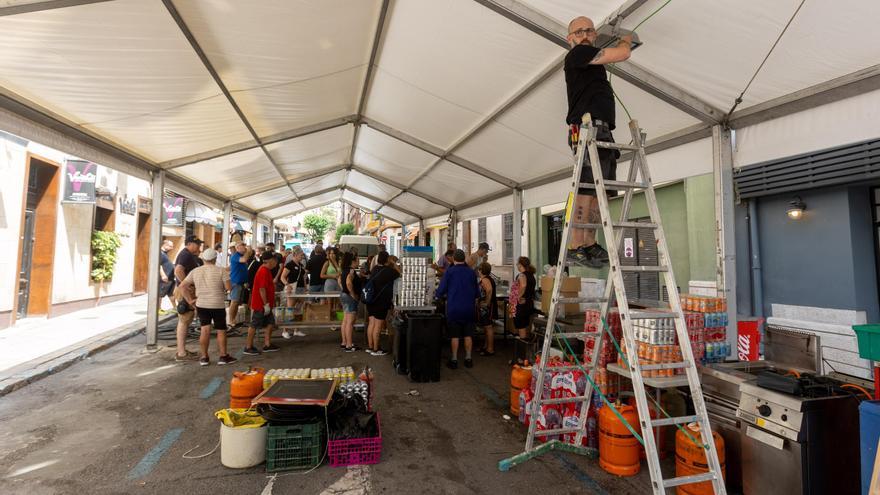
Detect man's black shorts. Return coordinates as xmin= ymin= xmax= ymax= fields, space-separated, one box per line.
xmin=568 ymin=123 xmax=618 ymax=196
xmin=196 ymin=307 xmax=228 ymax=330
xmin=447 ymin=320 xmax=476 ymax=339
xmin=251 ymin=309 xmax=275 ymax=329
xmin=159 ymin=280 xmax=175 ymax=298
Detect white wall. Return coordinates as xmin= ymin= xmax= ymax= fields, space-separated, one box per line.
xmin=0 ymin=134 xmax=28 ymax=313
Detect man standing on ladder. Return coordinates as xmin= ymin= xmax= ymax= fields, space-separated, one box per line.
xmin=564 ymin=16 xmax=632 ymax=268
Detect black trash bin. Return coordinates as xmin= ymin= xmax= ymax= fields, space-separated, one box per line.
xmin=406 ymin=313 xmax=444 ymax=383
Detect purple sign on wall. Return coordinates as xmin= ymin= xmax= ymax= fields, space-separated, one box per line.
xmin=163 ymin=196 xmax=185 ymax=226
xmin=63 ymin=159 xmax=96 ymax=203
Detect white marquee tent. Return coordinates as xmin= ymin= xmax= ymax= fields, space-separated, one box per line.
xmin=1 ymin=0 xmax=879 ymax=342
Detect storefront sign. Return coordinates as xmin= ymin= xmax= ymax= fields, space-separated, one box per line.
xmin=63 ymin=159 xmax=96 ymax=203
xmin=163 ymin=196 xmax=185 ymax=226
xmin=118 ymin=195 xmax=137 ymax=216
xmin=137 ymin=196 xmax=152 ymax=214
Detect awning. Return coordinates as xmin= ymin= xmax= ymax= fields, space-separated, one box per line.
xmin=186 ymin=202 xmax=220 ymax=225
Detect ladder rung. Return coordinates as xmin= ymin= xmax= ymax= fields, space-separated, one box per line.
xmin=619 ymin=265 xmax=668 ymax=273
xmin=650 ymin=415 xmax=699 ymax=427
xmin=555 ymin=331 xmax=590 ymax=340
xmin=663 ymin=472 xmax=718 ymax=489
xmin=595 ymin=141 xmax=639 ymax=152
xmin=533 ymin=426 xmax=582 ymax=437
xmin=578 ymin=181 xmax=649 ymax=191
xmin=627 ymin=310 xmax=675 ymax=319
xmin=571 ymin=221 xmax=658 ymax=230
xmin=639 ymin=361 xmax=689 ymax=371
xmin=556 ymin=296 xmax=606 ymax=304
xmin=539 ymin=395 xmax=591 ymax=405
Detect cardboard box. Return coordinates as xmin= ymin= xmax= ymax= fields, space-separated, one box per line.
xmin=541 ymin=290 xmax=580 ymax=317
xmin=304 ymin=302 xmax=332 ymax=322
xmin=540 ymin=276 xmax=581 ymax=293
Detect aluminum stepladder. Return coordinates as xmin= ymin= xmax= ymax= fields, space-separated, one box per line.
xmin=498 ymin=114 xmax=726 ymax=495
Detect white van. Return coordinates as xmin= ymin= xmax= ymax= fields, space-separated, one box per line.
xmin=337 ymin=235 xmax=381 ymax=257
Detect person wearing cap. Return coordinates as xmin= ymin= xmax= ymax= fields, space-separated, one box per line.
xmin=227 ymin=241 xmax=251 ymax=328
xmin=243 ymin=251 xmax=280 ymax=355
xmin=280 ymin=245 xmax=307 ymax=338
xmin=178 ymin=248 xmax=237 ymax=366
xmin=467 ymin=242 xmax=490 ymax=271
xmin=435 ymin=249 xmax=481 ymax=369
xmin=173 ymin=235 xmax=204 ymax=361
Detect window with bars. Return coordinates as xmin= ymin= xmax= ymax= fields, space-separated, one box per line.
xmin=502 ymin=213 xmax=513 ymax=265
xmin=478 ymin=217 xmax=487 ymax=245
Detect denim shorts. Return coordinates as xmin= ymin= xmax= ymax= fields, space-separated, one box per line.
xmin=309 ymin=284 xmax=324 ymax=294
xmin=340 ymin=292 xmax=359 ymax=313
xmin=229 ymin=283 xmax=242 ymax=302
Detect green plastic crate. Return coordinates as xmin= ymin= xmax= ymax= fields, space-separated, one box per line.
xmin=266 ymin=420 xmax=325 ymax=472
xmin=853 ymin=325 xmax=880 ymax=361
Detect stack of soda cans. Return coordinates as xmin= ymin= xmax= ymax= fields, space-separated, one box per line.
xmin=398 ymin=256 xmax=435 ymax=308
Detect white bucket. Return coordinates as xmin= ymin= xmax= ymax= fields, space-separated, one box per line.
xmin=220 ymin=423 xmax=267 ymax=468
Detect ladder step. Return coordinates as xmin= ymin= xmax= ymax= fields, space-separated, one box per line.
xmin=556 ymin=296 xmax=606 ymax=304
xmin=532 ymin=426 xmax=583 ymax=437
xmin=663 ymin=472 xmax=718 ymax=489
xmin=540 ymin=364 xmax=594 ymax=372
xmin=639 ymin=361 xmax=689 ymax=371
xmin=578 ymin=181 xmax=649 ymax=191
xmin=619 ymin=265 xmax=668 ymax=273
xmin=627 ymin=310 xmax=675 ymax=319
xmin=554 ymin=331 xmax=592 ymax=340
xmin=595 ymin=141 xmax=639 ymax=152
xmin=570 ymin=221 xmax=658 ymax=230
xmin=539 ymin=395 xmax=592 ymax=405
xmin=650 ymin=415 xmax=699 ymax=427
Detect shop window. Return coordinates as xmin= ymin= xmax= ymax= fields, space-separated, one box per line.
xmin=478 ymin=217 xmax=487 ymax=245
xmin=502 ymin=213 xmax=513 ymax=265
xmin=94 ymin=206 xmax=115 ymax=232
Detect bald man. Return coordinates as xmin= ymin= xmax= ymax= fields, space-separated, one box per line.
xmin=564 ymin=16 xmax=632 ymax=268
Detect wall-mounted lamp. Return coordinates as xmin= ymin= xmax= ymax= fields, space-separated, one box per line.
xmin=786 ymin=196 xmax=806 ymax=220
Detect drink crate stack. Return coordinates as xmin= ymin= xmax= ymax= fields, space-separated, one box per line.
xmin=398 ymin=247 xmax=436 ymax=309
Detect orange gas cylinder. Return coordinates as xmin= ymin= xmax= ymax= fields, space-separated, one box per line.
xmin=230 ymin=367 xmax=265 ymax=409
xmin=510 ymin=365 xmax=532 ymax=415
xmin=598 ymin=403 xmax=641 ymax=476
xmin=675 ymin=422 xmax=725 ymax=495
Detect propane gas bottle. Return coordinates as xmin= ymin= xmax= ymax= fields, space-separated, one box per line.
xmin=230 ymin=367 xmax=265 ymax=409
xmin=675 ymin=422 xmax=725 ymax=495
xmin=598 ymin=403 xmax=641 ymax=476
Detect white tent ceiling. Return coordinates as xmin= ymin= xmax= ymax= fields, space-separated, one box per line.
xmin=1 ymin=0 xmax=879 ymax=225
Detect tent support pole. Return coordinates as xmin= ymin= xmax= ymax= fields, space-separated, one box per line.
xmin=145 ymin=170 xmax=165 ymax=350
xmin=713 ymin=125 xmax=737 ymax=352
xmin=512 ymin=188 xmax=523 ymax=264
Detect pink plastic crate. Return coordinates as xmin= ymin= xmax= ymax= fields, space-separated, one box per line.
xmin=327 ymin=414 xmax=382 ymax=467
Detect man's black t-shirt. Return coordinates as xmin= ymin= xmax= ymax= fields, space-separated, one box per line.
xmin=174 ymin=249 xmax=201 ymax=283
xmin=368 ymin=265 xmax=399 ymax=307
xmin=564 ymin=44 xmax=615 ymax=128
xmin=283 ymin=261 xmax=306 ymax=288
xmin=270 ymin=252 xmax=283 ymax=279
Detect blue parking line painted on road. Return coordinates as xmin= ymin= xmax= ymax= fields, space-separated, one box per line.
xmin=199 ymin=377 xmax=223 ymax=399
xmin=127 ymin=428 xmax=184 ymax=480
xmin=553 ymin=452 xmax=609 ymax=495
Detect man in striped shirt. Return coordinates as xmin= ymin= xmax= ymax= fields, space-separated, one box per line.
xmin=179 ymin=248 xmax=238 ymax=366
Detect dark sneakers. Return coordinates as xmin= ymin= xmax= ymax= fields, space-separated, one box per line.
xmin=566 ymin=244 xmax=609 ymax=268
xmin=242 ymin=347 xmax=261 ymax=355
xmin=199 ymin=356 xmax=210 ymax=366
xmin=447 ymin=359 xmax=458 ymax=370
xmin=262 ymin=344 xmax=280 ymax=353
xmin=218 ymin=355 xmax=238 ymax=365
xmin=464 ymin=358 xmax=473 ymax=368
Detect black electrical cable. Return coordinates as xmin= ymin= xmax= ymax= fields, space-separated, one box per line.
xmin=723 ymin=0 xmax=807 ymax=121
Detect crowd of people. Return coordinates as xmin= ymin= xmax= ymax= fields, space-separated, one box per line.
xmin=161 ymin=237 xmax=404 ymax=365
xmin=433 ymin=241 xmax=536 ymax=370
xmin=161 ymin=234 xmax=536 ymax=369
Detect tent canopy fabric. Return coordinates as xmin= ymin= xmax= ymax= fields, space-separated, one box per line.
xmin=1 ymin=0 xmax=878 ymax=226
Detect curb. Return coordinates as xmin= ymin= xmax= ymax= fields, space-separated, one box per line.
xmin=0 ymin=314 xmax=174 ymax=397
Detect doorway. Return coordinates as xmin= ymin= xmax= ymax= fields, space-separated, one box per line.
xmin=17 ymin=155 xmax=60 ymax=318
xmin=132 ymin=211 xmax=151 ymax=294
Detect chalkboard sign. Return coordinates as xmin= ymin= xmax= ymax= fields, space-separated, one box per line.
xmin=252 ymin=378 xmax=336 ymax=406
